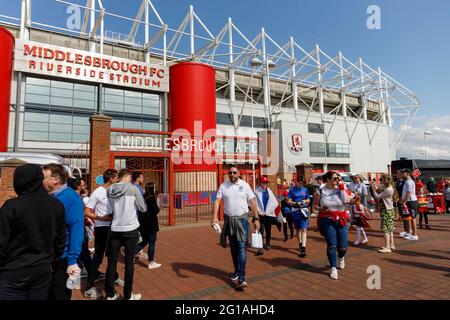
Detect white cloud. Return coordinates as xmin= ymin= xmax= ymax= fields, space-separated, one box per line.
xmin=397 ymin=115 xmax=450 ymax=160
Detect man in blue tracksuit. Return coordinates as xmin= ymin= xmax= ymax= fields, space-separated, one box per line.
xmin=43 ymin=164 xmax=84 ymax=300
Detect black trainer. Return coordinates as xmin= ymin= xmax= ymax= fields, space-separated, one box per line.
xmin=256 ymin=249 xmax=264 ymax=256
xmin=299 ymin=246 xmax=306 ymax=257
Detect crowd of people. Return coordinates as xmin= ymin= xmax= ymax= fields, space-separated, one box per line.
xmin=0 ymin=162 xmax=446 ymax=299
xmin=0 ymin=165 xmax=161 ymax=300
xmin=213 ymin=165 xmax=444 ymax=286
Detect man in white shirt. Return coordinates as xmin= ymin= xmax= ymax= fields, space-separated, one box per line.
xmin=399 ymin=169 xmax=419 ymax=241
xmin=84 ymin=169 xmax=123 ymax=299
xmin=212 ymin=165 xmax=260 ymax=289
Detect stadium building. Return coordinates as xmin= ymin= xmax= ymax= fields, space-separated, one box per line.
xmin=0 ymin=1 xmax=420 ymax=225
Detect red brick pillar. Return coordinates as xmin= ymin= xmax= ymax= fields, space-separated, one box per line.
xmin=89 ymin=115 xmax=112 ymax=192
xmin=258 ymin=129 xmax=281 ymax=197
xmin=0 ymin=159 xmax=27 ymax=207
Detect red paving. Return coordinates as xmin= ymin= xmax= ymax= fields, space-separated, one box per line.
xmin=73 ymin=214 xmax=450 ymax=300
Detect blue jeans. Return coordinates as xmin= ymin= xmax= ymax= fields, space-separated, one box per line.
xmin=228 ymin=219 xmax=249 ymax=282
xmin=135 ymin=232 xmax=157 ymax=261
xmin=319 ymin=218 xmax=348 ymax=268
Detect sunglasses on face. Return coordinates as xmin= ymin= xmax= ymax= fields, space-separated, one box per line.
xmin=332 ymin=177 xmax=340 ymax=181
xmin=228 ymin=171 xmax=238 ymax=175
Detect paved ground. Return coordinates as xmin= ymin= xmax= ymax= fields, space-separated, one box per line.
xmin=73 ymin=214 xmax=450 ymax=300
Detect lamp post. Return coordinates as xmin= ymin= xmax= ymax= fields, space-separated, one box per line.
xmin=424 ymin=130 xmax=432 ymax=160
xmin=321 ymin=118 xmax=333 ymax=172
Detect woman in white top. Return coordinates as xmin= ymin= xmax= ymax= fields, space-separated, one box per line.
xmin=370 ymin=174 xmax=397 ymax=253
xmin=314 ymin=171 xmax=351 ymax=280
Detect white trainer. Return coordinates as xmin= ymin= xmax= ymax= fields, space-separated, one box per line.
xmin=148 ymin=261 xmax=162 ymax=269
xmin=107 ymin=293 xmax=120 ymax=300
xmin=338 ymin=258 xmax=345 ymax=270
xmin=406 ymin=235 xmax=419 ymax=241
xmin=353 ymin=240 xmax=361 ymax=246
xmin=128 ymin=293 xmax=142 ymax=300
xmin=114 ymin=278 xmax=125 ymax=287
xmin=399 ymin=231 xmax=410 ymax=238
xmin=84 ymin=287 xmax=98 ymax=300
xmin=330 ymin=267 xmax=338 ymax=280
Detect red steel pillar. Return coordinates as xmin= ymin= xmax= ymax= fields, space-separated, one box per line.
xmin=0 ymin=27 xmax=15 ymax=152
xmin=168 ymin=62 xmax=217 ymax=170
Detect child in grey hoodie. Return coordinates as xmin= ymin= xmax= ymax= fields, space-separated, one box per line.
xmin=105 ymin=169 xmax=147 ymax=301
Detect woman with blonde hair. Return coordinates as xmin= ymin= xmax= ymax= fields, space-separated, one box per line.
xmin=370 ymin=174 xmax=398 ymax=253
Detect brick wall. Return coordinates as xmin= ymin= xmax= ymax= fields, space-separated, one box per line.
xmin=89 ymin=115 xmax=112 ymax=193
xmin=0 ymin=159 xmax=27 ymax=207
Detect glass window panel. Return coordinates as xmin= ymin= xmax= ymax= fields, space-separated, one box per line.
xmin=74 ymin=83 xmax=96 ymax=92
xmin=50 ymin=123 xmax=72 ymax=132
xmin=216 ymin=112 xmax=234 ymax=126
xmin=74 ymin=125 xmax=90 ymax=134
xmin=49 ymin=132 xmax=72 ymax=142
xmin=142 ymin=106 xmax=160 ymax=116
xmin=111 ymin=119 xmax=124 ymax=128
xmin=24 ymin=121 xmax=49 ymax=132
xmin=143 ymin=98 xmax=160 ymax=108
xmin=50 ymin=113 xmax=73 ymax=124
xmin=26 ymin=77 xmax=50 ymax=86
xmin=142 ymin=121 xmax=160 ymax=130
xmin=123 ymin=120 xmax=142 ymax=129
xmin=26 ymin=93 xmax=50 ymax=105
xmin=308 ymin=123 xmax=324 ymax=134
xmin=74 ymin=90 xmax=96 ymax=101
xmin=104 ymin=102 xmax=123 ymax=112
xmin=24 ymin=131 xmax=48 ymax=141
xmin=104 ymin=87 xmax=123 ymax=96
xmin=124 ymin=96 xmax=142 ymax=106
xmin=72 ymin=134 xmax=89 ymax=143
xmin=104 ymin=94 xmax=123 ymax=104
xmin=74 ymin=98 xmax=96 ymax=110
xmin=124 ymin=90 xmax=141 ymax=98
xmin=24 ymin=111 xmax=49 ymax=122
xmin=124 ymin=104 xmax=142 ymax=114
xmin=26 ymin=84 xmax=50 ymax=95
xmin=51 ymin=80 xmax=73 ymax=89
xmin=51 ymin=87 xmax=73 ymax=98
xmin=51 ymin=96 xmax=73 ymax=107
xmin=73 ymin=116 xmax=90 ymax=125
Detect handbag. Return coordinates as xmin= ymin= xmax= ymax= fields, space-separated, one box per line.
xmin=251 ymin=231 xmax=263 ymax=249
xmin=401 ymin=203 xmax=411 ymax=216
xmin=361 ymin=205 xmax=373 ymax=220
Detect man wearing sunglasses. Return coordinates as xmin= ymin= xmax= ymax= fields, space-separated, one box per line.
xmin=212 ymin=164 xmax=260 ymax=289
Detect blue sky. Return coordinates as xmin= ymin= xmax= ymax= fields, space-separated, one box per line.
xmin=1 ymin=0 xmax=449 ymax=158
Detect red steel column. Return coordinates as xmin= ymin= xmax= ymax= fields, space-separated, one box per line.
xmin=0 ymin=27 xmax=15 ymax=152
xmin=168 ymin=62 xmax=216 ymax=170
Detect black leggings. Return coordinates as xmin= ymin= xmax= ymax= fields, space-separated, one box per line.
xmin=419 ymin=212 xmax=429 ymax=225
xmin=283 ymin=214 xmax=294 ymax=239
xmin=259 ymin=216 xmax=277 ymax=245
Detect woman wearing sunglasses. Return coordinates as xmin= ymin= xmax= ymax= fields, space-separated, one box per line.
xmin=314 ymin=171 xmax=351 ymax=280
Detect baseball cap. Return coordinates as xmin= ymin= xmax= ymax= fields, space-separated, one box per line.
xmin=400 ymin=168 xmax=412 ymax=174
xmin=260 ymin=176 xmax=269 ymax=183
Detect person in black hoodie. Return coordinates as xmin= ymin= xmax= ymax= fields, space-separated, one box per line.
xmin=134 ymin=182 xmax=161 ymax=269
xmin=0 ymin=164 xmax=67 ymax=300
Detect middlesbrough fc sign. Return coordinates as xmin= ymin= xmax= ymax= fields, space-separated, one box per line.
xmin=14 ymin=39 xmax=169 ymax=92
